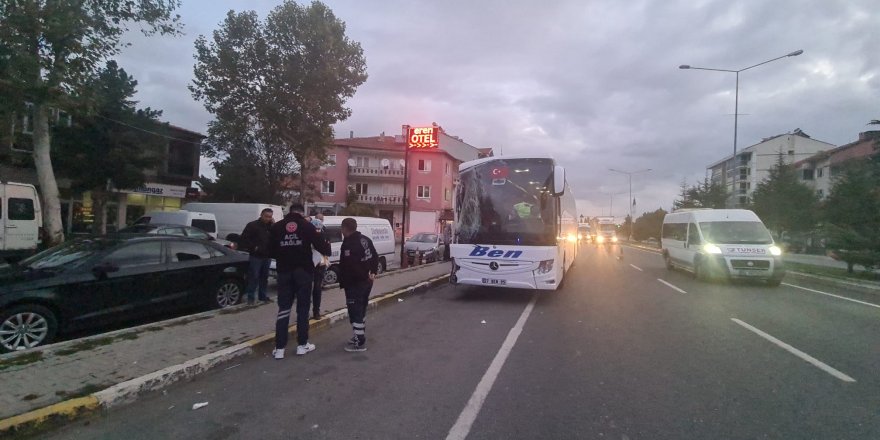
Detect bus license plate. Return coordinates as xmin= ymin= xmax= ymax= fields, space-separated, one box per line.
xmin=482 ymin=278 xmax=507 ymax=286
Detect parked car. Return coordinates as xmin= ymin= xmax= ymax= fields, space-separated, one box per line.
xmin=404 ymin=232 xmax=445 ymax=264
xmin=118 ymin=223 xmax=236 ymax=249
xmin=182 ymin=202 xmax=284 ymax=242
xmin=0 ymin=235 xmax=248 ymax=352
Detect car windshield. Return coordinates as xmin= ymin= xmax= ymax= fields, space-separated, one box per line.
xmin=456 ymin=158 xmax=557 ymax=246
xmin=18 ymin=239 xmax=117 ymax=271
xmin=409 ymin=233 xmax=438 ymax=243
xmin=699 ymin=221 xmax=773 ymax=245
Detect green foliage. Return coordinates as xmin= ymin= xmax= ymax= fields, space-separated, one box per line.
xmin=197 ymin=150 xmax=279 ymax=204
xmin=633 ymin=208 xmax=667 ymax=241
xmin=823 ymin=157 xmax=880 ymax=272
xmin=751 ymin=153 xmax=819 ymax=237
xmin=673 ymin=178 xmax=728 ymax=210
xmin=190 ymin=0 xmax=368 ymax=204
xmin=53 ymin=61 xmax=164 ymax=194
xmin=340 ymin=186 xmax=374 ymax=216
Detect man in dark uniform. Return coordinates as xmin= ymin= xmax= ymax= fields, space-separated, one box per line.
xmin=268 ymin=203 xmax=331 ymax=359
xmin=339 ymin=217 xmax=378 ymax=352
xmin=239 ymin=208 xmax=275 ymax=305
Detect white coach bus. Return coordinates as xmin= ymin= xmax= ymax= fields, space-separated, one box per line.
xmin=450 ymin=156 xmax=578 ymax=290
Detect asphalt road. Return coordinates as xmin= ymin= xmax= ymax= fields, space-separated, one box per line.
xmin=44 ymin=245 xmax=880 ymax=439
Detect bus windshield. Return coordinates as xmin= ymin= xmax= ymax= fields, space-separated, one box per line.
xmin=456 ymin=158 xmax=557 ymax=246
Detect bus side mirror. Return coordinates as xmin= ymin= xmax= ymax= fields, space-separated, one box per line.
xmin=553 ymin=166 xmax=566 ymax=195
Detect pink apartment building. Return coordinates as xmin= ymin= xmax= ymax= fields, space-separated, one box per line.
xmin=308 ymin=125 xmax=492 ymax=237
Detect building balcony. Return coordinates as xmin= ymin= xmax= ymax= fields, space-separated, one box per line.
xmin=348 ymin=166 xmax=404 ymax=179
xmin=356 ymin=193 xmax=404 ymax=206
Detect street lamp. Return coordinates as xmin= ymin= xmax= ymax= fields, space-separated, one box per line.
xmin=608 ymin=168 xmax=651 ymax=241
xmin=679 ymin=49 xmax=803 ymax=158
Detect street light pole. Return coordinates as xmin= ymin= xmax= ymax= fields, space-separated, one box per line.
xmin=679 ymin=50 xmax=803 ymax=158
xmin=609 ymin=168 xmax=651 ymax=242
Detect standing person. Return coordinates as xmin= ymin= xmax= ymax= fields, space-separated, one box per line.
xmin=442 ymin=222 xmax=452 ymax=261
xmin=339 ymin=217 xmax=378 ymax=352
xmin=309 ymin=211 xmax=327 ymax=320
xmin=240 ymin=208 xmax=275 ymax=305
xmin=268 ymin=203 xmax=331 ymax=359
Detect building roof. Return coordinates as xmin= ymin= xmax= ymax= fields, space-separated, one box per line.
xmin=707 ymin=128 xmax=836 ymax=169
xmin=333 ymin=135 xmax=403 ymax=152
xmin=794 ymin=131 xmax=879 ymax=168
xmin=333 ymin=133 xmax=488 ymax=163
xmin=166 ymin=124 xmax=206 ymax=140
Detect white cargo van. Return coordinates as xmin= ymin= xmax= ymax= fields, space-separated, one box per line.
xmin=182 ymin=203 xmax=284 ymax=241
xmin=661 ymin=209 xmax=785 ymax=285
xmin=134 ymin=210 xmax=218 ymax=239
xmin=1 ymin=182 xmax=42 ymax=262
xmin=270 ymin=216 xmax=396 ymax=285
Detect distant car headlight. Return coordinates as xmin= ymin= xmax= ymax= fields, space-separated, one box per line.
xmin=703 ymin=243 xmax=723 ymax=254
xmin=596 ymin=236 xmax=605 ymax=243
xmin=611 ymin=236 xmax=618 ymax=243
xmin=769 ymin=245 xmax=782 ymax=256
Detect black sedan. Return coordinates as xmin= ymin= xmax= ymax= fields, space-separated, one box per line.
xmin=0 ymin=235 xmax=249 ymax=352
xmin=118 ymin=223 xmax=237 ymax=249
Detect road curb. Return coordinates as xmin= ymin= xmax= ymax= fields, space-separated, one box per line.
xmin=0 ymin=273 xmax=450 ymax=437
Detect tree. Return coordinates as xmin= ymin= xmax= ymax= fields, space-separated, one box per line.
xmin=0 ymin=0 xmax=182 ymax=245
xmin=191 ymin=1 xmax=368 ymax=206
xmin=823 ymin=157 xmax=880 ymax=272
xmin=751 ymin=153 xmax=819 ymax=238
xmin=197 ymin=149 xmax=278 ymax=203
xmin=620 ymin=215 xmax=632 ymax=240
xmin=688 ymin=178 xmax=728 ymax=209
xmin=673 ymin=178 xmax=697 ymax=210
xmin=340 ymin=186 xmax=374 ymax=216
xmin=632 ymin=208 xmax=667 ymax=241
xmin=53 ymin=61 xmax=165 ymax=234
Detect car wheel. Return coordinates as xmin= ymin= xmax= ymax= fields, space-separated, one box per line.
xmin=664 ymin=253 xmax=674 ymax=271
xmin=694 ymin=259 xmax=709 ymax=282
xmin=0 ymin=305 xmax=58 ymax=353
xmin=766 ymin=278 xmax=783 ymax=287
xmin=377 ymin=257 xmax=386 ymax=275
xmin=214 ymin=279 xmax=243 ymax=308
xmin=323 ymin=266 xmax=340 ymax=285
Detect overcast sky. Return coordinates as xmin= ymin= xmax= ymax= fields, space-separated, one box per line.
xmin=116 ymin=0 xmax=879 ymax=218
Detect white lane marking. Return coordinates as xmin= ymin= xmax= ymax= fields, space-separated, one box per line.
xmin=731 ymin=318 xmax=856 ymax=383
xmin=657 ymin=279 xmax=687 ymax=294
xmin=629 ymin=264 xmax=643 ymax=272
xmin=446 ymin=295 xmax=538 ymax=440
xmin=782 ymin=283 xmax=880 ymax=309
xmin=624 ymin=245 xmax=662 ymax=254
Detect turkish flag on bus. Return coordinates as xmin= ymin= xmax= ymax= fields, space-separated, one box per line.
xmin=490 ymin=167 xmax=509 ymax=178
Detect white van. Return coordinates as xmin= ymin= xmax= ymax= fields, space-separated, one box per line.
xmin=134 ymin=210 xmax=219 ymax=239
xmin=661 ymin=209 xmax=785 ymax=286
xmin=270 ymin=216 xmax=396 ymax=285
xmin=1 ymin=182 xmax=42 ymax=262
xmin=182 ymin=203 xmax=284 ymax=241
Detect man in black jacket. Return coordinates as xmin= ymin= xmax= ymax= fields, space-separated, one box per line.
xmin=339 ymin=217 xmax=378 ymax=352
xmin=240 ymin=208 xmax=275 ymax=305
xmin=268 ymin=204 xmax=332 ymax=359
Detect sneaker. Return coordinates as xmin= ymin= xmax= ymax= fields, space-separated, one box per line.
xmin=346 ymin=336 xmax=358 ymax=346
xmin=296 ymin=343 xmax=316 ymax=356
xmin=312 ymin=312 xmax=321 ymax=320
xmin=272 ymin=348 xmax=285 ymax=360
xmin=344 ymin=343 xmax=366 ymax=352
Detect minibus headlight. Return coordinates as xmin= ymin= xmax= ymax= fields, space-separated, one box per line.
xmin=596 ymin=236 xmax=605 ymax=243
xmin=703 ymin=243 xmax=723 ymax=254
xmin=611 ymin=236 xmax=619 ymax=243
xmin=769 ymin=245 xmax=782 ymax=256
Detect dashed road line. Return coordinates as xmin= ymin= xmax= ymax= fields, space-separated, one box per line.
xmin=629 ymin=264 xmax=643 ymax=272
xmin=731 ymin=318 xmax=855 ymax=383
xmin=657 ymin=279 xmax=687 ymax=294
xmin=782 ymin=283 xmax=880 ymax=309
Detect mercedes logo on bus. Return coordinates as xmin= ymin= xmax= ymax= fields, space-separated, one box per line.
xmin=489 ymin=261 xmax=499 ymax=271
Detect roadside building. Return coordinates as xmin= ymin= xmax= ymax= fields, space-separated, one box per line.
xmin=795 ymin=130 xmax=880 ymax=199
xmin=706 ymin=128 xmax=834 ymax=207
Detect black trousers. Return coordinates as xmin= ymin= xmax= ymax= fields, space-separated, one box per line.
xmin=345 ymin=280 xmax=373 ymax=344
xmin=312 ymin=266 xmax=326 ymax=315
xmin=275 ymin=268 xmax=313 ymax=349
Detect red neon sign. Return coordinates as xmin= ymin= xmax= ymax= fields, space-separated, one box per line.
xmin=407 ymin=126 xmax=439 ymax=149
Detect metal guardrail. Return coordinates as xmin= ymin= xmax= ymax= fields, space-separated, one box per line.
xmin=348 ymin=166 xmax=404 ymax=178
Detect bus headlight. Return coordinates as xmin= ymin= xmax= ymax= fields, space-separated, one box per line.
xmin=536 ymin=259 xmax=555 ymax=274
xmin=703 ymin=243 xmax=723 ymax=254
xmin=769 ymin=245 xmax=782 ymax=256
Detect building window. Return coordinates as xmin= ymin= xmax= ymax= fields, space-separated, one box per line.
xmin=817 ymin=167 xmax=824 ymax=178
xmin=445 ymin=162 xmax=450 ymax=175
xmin=354 ymin=183 xmax=368 ymax=194
xmin=444 ymin=188 xmax=451 ymax=201
xmin=802 ymin=169 xmax=814 ymax=180
xmin=418 ymin=159 xmax=431 ymax=172
xmin=787 ymin=150 xmax=795 ymax=156
xmin=354 ymin=156 xmax=369 ymax=167
xmin=417 ymin=185 xmax=431 ymax=199
xmin=21 ymin=103 xmax=34 ymax=135
xmin=322 ymin=181 xmax=336 ymax=194
xmin=326 ymin=154 xmax=336 ymax=167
